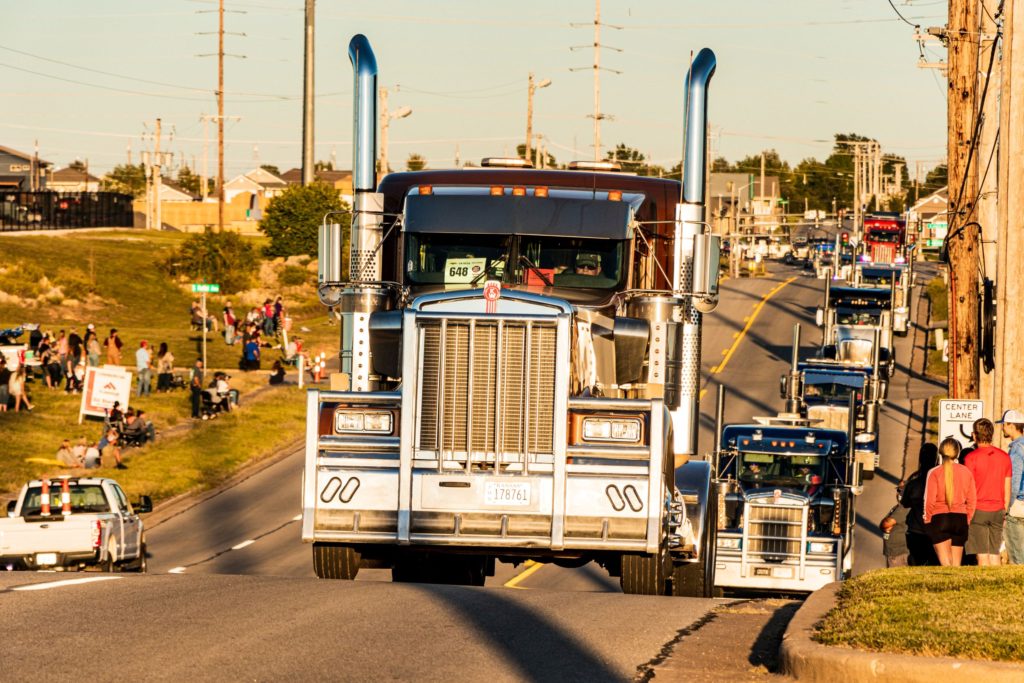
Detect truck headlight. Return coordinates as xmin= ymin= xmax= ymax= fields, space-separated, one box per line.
xmin=335 ymin=410 xmax=393 ymax=434
xmin=717 ymin=537 xmax=741 ymax=549
xmin=854 ymin=433 xmax=876 ymax=444
xmin=808 ymin=541 xmax=836 ymax=553
xmin=581 ymin=417 xmax=642 ymax=443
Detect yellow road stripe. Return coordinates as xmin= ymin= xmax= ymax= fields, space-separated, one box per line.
xmin=711 ymin=276 xmax=797 ymax=376
xmin=503 ymin=560 xmax=544 ymax=589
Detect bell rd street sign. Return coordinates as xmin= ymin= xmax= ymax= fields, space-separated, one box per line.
xmin=938 ymin=399 xmax=985 ymax=449
xmin=192 ymin=283 xmax=221 ymax=293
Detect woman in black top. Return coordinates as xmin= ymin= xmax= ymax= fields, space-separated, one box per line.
xmin=902 ymin=442 xmax=940 ymax=566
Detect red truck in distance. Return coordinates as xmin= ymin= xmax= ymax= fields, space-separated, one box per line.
xmin=862 ymin=216 xmax=906 ymax=264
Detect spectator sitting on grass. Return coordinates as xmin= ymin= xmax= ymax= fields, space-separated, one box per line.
xmin=56 ymin=438 xmax=78 ymax=467
xmin=122 ymin=409 xmax=154 ymax=445
xmin=72 ymin=437 xmax=87 ymax=466
xmin=107 ymin=401 xmax=124 ymax=427
xmin=269 ymin=360 xmax=286 ymax=386
xmin=97 ymin=428 xmax=124 ymax=469
xmin=83 ymin=441 xmax=101 ymax=469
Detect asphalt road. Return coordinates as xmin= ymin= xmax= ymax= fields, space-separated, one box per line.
xmin=2 ymin=260 xmax=925 ymax=679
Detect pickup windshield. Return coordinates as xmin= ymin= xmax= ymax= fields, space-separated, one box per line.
xmin=404 ymin=232 xmax=625 ymax=290
xmin=738 ymin=452 xmax=824 ymax=492
xmin=20 ymin=484 xmax=109 ymax=515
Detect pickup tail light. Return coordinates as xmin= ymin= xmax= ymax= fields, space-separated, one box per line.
xmin=91 ymin=520 xmax=102 ymax=549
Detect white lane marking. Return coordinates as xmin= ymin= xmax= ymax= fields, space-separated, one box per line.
xmin=168 ymin=566 xmax=187 ymax=574
xmin=292 ymin=514 xmax=302 ymax=522
xmin=13 ymin=576 xmax=122 ymax=592
xmin=231 ymin=539 xmax=255 ymax=550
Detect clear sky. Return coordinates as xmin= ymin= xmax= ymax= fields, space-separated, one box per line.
xmin=0 ymin=0 xmax=949 ymax=180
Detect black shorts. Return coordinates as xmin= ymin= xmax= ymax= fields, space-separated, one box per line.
xmin=925 ymin=512 xmax=969 ymax=546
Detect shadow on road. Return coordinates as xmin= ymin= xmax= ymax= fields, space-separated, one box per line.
xmin=410 ymin=582 xmax=620 ymax=681
xmin=747 ymin=600 xmax=801 ymax=672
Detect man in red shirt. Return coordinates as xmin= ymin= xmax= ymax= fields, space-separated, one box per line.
xmin=964 ymin=418 xmax=1012 ymax=566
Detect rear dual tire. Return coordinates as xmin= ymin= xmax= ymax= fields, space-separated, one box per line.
xmin=313 ymin=542 xmax=361 ymax=580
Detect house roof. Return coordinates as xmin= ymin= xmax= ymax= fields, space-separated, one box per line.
xmin=51 ymin=166 xmax=101 ymax=183
xmin=160 ymin=179 xmax=198 ymax=200
xmin=244 ymin=167 xmax=287 ymax=188
xmin=224 ymin=174 xmax=263 ymax=191
xmin=0 ymin=144 xmax=50 ymax=166
xmin=280 ymin=167 xmax=352 ymax=184
xmin=907 ymin=186 xmax=948 ymax=215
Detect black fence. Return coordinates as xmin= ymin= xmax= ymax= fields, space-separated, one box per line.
xmin=0 ymin=191 xmax=135 ymax=231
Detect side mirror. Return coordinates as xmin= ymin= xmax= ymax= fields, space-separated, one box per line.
xmin=815 ymin=308 xmax=824 ymax=327
xmin=691 ymin=232 xmax=721 ymax=313
xmin=6 ymin=500 xmax=15 ymax=518
xmin=135 ymin=495 xmax=153 ymax=514
xmin=779 ymin=375 xmax=787 ymax=400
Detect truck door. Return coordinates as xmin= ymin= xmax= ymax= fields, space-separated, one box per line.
xmin=108 ymin=484 xmax=138 ymax=559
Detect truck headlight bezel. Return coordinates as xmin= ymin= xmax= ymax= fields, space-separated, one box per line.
xmin=808 ymin=541 xmax=836 ymax=554
xmin=570 ymin=413 xmax=645 ymax=445
xmin=717 ymin=537 xmax=741 ymax=549
xmin=334 ymin=409 xmax=393 ymax=434
xmin=854 ymin=432 xmax=876 ymax=444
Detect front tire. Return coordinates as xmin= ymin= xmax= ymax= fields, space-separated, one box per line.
xmin=312 ymin=542 xmax=360 ymax=580
xmin=620 ymin=547 xmax=669 ymax=595
xmin=673 ymin=487 xmax=718 ymax=598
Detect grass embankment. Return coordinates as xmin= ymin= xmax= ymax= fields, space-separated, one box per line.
xmin=816 ymin=567 xmax=1024 ymax=662
xmin=924 ymin=276 xmax=949 ymax=379
xmin=0 ymin=229 xmax=336 ymax=500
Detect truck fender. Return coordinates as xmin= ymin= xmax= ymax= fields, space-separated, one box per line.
xmin=674 ymin=460 xmax=714 ymax=558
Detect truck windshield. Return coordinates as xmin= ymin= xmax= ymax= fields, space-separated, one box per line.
xmin=866 ymin=230 xmax=900 ymax=243
xmin=405 ymin=232 xmax=624 ymax=290
xmin=836 ymin=308 xmax=882 ymax=326
xmin=804 ymin=382 xmax=863 ymax=402
xmin=738 ymin=452 xmax=824 ymax=492
xmin=20 ymin=484 xmax=109 ymax=515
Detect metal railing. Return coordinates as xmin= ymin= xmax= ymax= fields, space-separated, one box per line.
xmin=0 ymin=191 xmax=134 ymax=231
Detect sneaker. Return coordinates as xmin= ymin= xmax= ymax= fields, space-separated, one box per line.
xmin=202 ymin=414 xmax=209 ymax=421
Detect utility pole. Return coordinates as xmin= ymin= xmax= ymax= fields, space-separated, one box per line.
xmin=525 ymin=72 xmax=551 ymax=161
xmin=200 ymin=114 xmax=211 ymax=200
xmin=143 ymin=150 xmax=152 ymax=230
xmin=571 ymin=0 xmax=622 ymax=161
xmin=378 ymin=87 xmax=411 ymax=176
xmin=995 ymin=0 xmax=1024 ymax=425
xmin=301 ymin=0 xmax=315 ymax=185
xmin=978 ymin=0 xmax=1000 ymax=410
xmin=946 ymin=0 xmax=981 ymax=399
xmin=217 ymin=0 xmax=225 ymax=231
xmin=154 ymin=118 xmax=163 ymax=231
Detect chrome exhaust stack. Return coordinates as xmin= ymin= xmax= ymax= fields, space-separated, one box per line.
xmin=333 ymin=34 xmax=391 ymax=392
xmin=670 ymin=48 xmax=718 ymax=459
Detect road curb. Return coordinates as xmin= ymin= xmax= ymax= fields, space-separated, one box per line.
xmin=780 ymin=583 xmax=1024 ymax=682
xmin=143 ymin=438 xmax=303 ymax=529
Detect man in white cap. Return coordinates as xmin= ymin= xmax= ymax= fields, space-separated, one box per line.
xmin=997 ymin=408 xmax=1024 ymax=563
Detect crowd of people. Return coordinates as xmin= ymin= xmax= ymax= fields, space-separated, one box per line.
xmin=882 ymin=412 xmax=1024 ymax=567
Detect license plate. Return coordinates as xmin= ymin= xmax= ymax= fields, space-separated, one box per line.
xmin=484 ymin=481 xmax=531 ymax=506
xmin=35 ymin=552 xmax=58 ymax=566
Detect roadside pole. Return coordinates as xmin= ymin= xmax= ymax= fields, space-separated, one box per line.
xmin=978 ymin=0 xmax=1000 ymax=413
xmin=202 ymin=290 xmax=208 ymax=378
xmin=192 ymin=283 xmax=220 ymax=382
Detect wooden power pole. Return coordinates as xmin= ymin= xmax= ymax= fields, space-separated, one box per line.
xmin=217 ymin=0 xmax=225 ymax=232
xmin=946 ymin=0 xmax=981 ymax=399
xmin=995 ymin=0 xmax=1024 ymax=421
xmin=978 ymin=0 xmax=1001 ymax=410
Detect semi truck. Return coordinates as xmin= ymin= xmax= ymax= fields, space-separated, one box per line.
xmin=852 ymin=261 xmax=913 ymax=336
xmin=814 ymin=279 xmax=896 ymax=380
xmin=710 ymin=390 xmax=858 ymax=593
xmin=301 ymin=35 xmax=722 ymax=596
xmin=862 ymin=215 xmax=906 ymax=264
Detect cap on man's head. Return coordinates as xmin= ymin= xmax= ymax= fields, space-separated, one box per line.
xmin=996 ymin=409 xmax=1024 ymax=424
xmin=576 ymin=252 xmax=600 ymax=268
xmin=87 ymin=323 xmax=95 ymax=330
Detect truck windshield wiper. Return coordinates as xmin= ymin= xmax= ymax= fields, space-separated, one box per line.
xmin=518 ymin=254 xmax=553 ymax=287
xmin=470 ymin=257 xmax=505 ymax=287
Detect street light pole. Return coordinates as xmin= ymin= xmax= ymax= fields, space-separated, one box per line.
xmin=525 ymin=73 xmax=551 ymax=161
xmin=301 ymin=0 xmax=315 ymax=185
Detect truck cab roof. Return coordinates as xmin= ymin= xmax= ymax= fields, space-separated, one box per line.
xmin=722 ymin=424 xmax=848 ymax=456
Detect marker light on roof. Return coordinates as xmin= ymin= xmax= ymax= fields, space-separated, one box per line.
xmin=607 ymin=190 xmax=622 ymax=201
xmin=490 ymin=186 xmax=504 ymax=196
xmin=418 ymin=185 xmax=433 ymax=195
xmin=534 ymin=186 xmax=549 ymax=197
xmin=512 ymin=186 xmax=526 ymax=197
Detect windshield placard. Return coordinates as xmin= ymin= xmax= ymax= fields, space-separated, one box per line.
xmin=443 ymin=257 xmax=488 ymax=284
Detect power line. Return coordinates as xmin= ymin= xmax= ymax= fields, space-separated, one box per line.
xmin=885 ymin=0 xmax=920 ymax=27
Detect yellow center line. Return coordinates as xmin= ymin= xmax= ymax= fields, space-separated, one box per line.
xmin=503 ymin=560 xmax=544 ymax=589
xmin=709 ymin=276 xmax=797 ymax=376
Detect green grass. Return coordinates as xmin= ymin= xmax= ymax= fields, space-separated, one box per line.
xmin=0 ymin=229 xmax=339 ymax=499
xmin=816 ymin=567 xmax=1024 ymax=662
xmin=924 ymin=276 xmax=949 ymax=378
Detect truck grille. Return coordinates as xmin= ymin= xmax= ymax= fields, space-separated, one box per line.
xmin=745 ymin=502 xmax=805 ymax=559
xmin=417 ymin=319 xmax=558 ymax=458
xmin=870 ymin=244 xmax=895 ymax=263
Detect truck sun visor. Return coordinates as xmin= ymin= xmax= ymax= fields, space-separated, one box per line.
xmin=403 ymin=194 xmax=633 ymax=239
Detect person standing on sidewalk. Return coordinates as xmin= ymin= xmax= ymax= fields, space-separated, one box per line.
xmin=902 ymin=443 xmax=939 ymax=565
xmin=998 ymin=409 xmax=1024 ymax=564
xmin=924 ymin=438 xmax=977 ymax=567
xmin=880 ymin=481 xmax=910 ymax=567
xmin=963 ymin=418 xmax=1012 ymax=566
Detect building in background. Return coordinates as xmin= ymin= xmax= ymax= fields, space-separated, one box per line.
xmin=223 ymin=167 xmax=288 ymax=204
xmin=280 ymin=168 xmax=353 ymax=204
xmin=0 ymin=145 xmax=50 ymax=191
xmin=708 ymin=172 xmax=780 ymax=235
xmin=905 ymin=186 xmax=947 ymax=253
xmin=49 ymin=166 xmax=101 ymax=193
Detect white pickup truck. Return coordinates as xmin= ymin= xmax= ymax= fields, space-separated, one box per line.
xmin=1 ymin=477 xmax=151 ymax=572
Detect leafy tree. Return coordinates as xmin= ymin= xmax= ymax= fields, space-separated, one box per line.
xmin=259 ymin=182 xmax=349 ymax=257
xmin=68 ymin=159 xmax=87 ymax=171
xmin=162 ymin=229 xmax=259 ymax=293
xmin=920 ymin=163 xmax=947 ymax=196
xmin=406 ymin=153 xmax=427 ymax=172
xmin=516 ymin=143 xmax=557 ymax=169
xmin=101 ymin=163 xmax=147 ymax=197
xmin=260 ymin=163 xmax=281 ymax=177
xmin=711 ymin=156 xmax=732 ymax=172
xmin=314 ymin=160 xmax=334 ymax=172
xmin=177 ymin=167 xmax=202 ymax=196
xmin=605 ymin=143 xmax=666 ymax=177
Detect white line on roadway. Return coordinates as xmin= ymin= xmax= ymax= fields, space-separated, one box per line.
xmin=292 ymin=514 xmax=302 ymax=521
xmin=231 ymin=539 xmax=255 ymax=550
xmin=168 ymin=567 xmax=187 ymax=574
xmin=13 ymin=576 xmax=122 ymax=592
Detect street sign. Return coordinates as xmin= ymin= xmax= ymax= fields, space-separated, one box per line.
xmin=79 ymin=365 xmax=133 ymax=424
xmin=191 ymin=283 xmax=220 ymax=293
xmin=938 ymin=399 xmax=985 ymax=449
